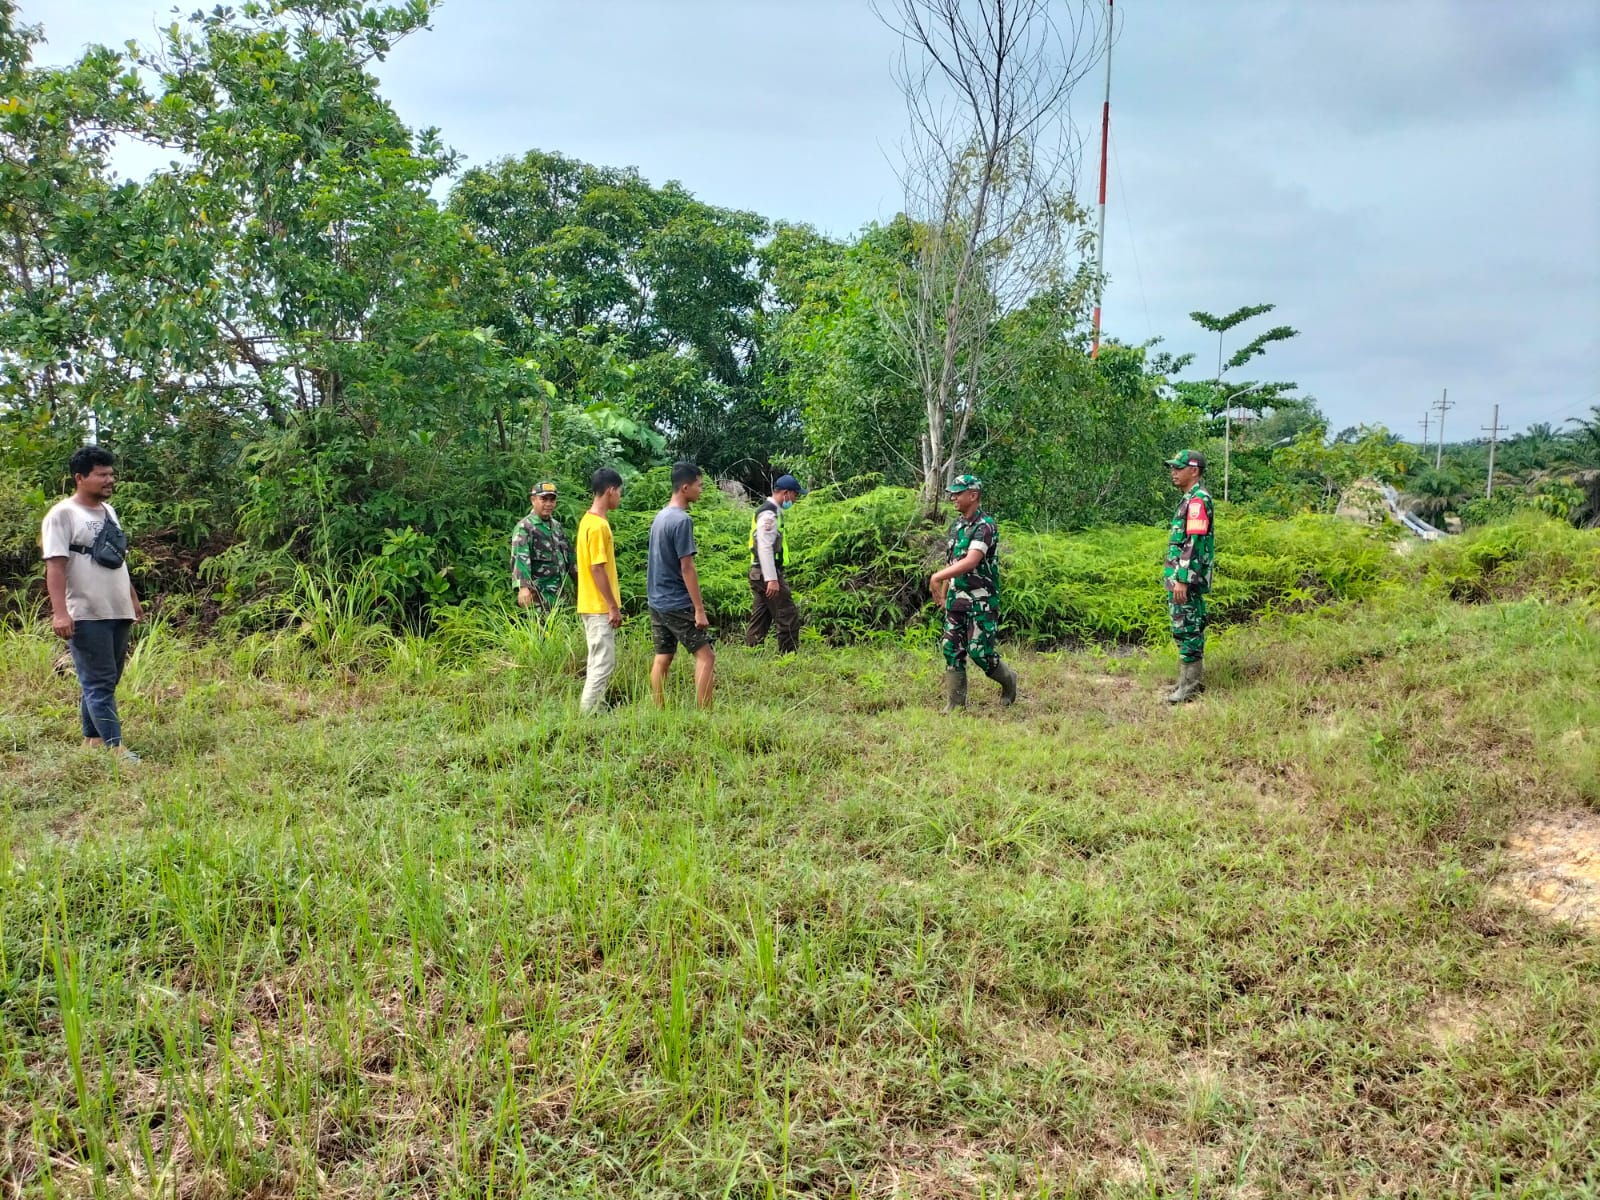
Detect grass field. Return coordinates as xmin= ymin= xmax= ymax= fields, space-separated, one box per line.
xmin=1 ymin=589 xmax=1597 ymax=1198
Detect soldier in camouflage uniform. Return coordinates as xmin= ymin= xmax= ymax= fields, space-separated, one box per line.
xmin=1162 ymin=449 xmax=1214 ymax=703
xmin=929 ymin=474 xmax=1018 ymax=712
xmin=511 ymin=481 xmax=576 ymax=611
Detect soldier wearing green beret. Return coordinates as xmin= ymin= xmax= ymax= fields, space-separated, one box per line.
xmin=511 ymin=481 xmax=576 ymax=611
xmin=1163 ymin=450 xmax=1214 ymax=703
xmin=929 ymin=474 xmax=1018 ymax=712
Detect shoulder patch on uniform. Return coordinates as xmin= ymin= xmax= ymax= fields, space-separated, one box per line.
xmin=1185 ymin=499 xmax=1209 ymax=535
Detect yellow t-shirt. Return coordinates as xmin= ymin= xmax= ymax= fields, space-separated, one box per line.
xmin=575 ymin=511 xmax=620 ymax=615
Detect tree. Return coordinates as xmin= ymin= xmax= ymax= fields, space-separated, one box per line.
xmin=974 ymin=327 xmax=1205 ymax=527
xmin=58 ymin=1 xmax=455 ymax=424
xmin=875 ymin=0 xmax=1104 ymax=507
xmin=1179 ymin=304 xmax=1300 ymax=421
xmin=1567 ymin=406 xmax=1600 ymax=467
xmin=1190 ymin=303 xmax=1299 ymax=384
xmin=448 ymin=149 xmax=781 ymax=485
xmin=1269 ymin=422 xmax=1419 ymax=513
xmin=1244 ymin=396 xmax=1325 ymax=447
xmin=76 ymin=1 xmax=572 ymax=566
xmin=760 ymin=220 xmax=925 ymax=487
xmin=761 ymin=222 xmax=1204 ymax=526
xmin=0 ymin=1 xmax=139 ymax=482
xmin=1404 ymin=465 xmax=1471 ymax=522
xmin=13 ymin=0 xmax=623 ymax=586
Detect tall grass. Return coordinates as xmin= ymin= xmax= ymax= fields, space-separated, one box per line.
xmin=2 ymin=587 xmax=1597 ymax=1196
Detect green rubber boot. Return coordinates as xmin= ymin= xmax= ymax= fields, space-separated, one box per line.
xmin=985 ymin=660 xmax=1018 ymax=706
xmin=1166 ymin=658 xmax=1204 ymax=704
xmin=942 ymin=667 xmax=968 ymax=714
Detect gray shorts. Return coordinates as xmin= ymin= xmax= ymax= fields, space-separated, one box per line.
xmin=649 ymin=607 xmax=711 ymax=656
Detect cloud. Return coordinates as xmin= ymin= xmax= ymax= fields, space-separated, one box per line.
xmin=1115 ymin=0 xmax=1600 ymax=134
xmin=1097 ymin=0 xmax=1600 ymax=434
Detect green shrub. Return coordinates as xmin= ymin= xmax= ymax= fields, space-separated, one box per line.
xmin=70 ymin=481 xmax=1598 ymax=650
xmin=0 ymin=469 xmax=48 ymax=596
xmin=1423 ymin=514 xmax=1600 ymax=603
xmin=605 ymin=486 xmax=1408 ymax=646
xmin=998 ymin=509 xmax=1403 ymax=646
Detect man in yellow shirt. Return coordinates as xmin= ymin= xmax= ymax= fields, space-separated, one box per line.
xmin=576 ymin=467 xmax=624 ymax=714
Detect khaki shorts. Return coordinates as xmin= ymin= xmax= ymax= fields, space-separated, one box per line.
xmin=648 ymin=607 xmax=711 ymax=656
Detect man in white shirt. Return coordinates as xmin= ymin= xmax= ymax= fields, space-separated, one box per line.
xmin=41 ymin=445 xmax=145 ymax=762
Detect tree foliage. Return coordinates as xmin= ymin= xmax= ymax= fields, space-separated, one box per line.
xmin=1258 ymin=423 xmax=1419 ymax=514
xmin=8 ymin=0 xmax=1585 ymax=620
xmin=760 ymin=224 xmax=1200 ymax=528
xmin=875 ymin=0 xmax=1104 ymax=506
xmin=1177 ymin=303 xmax=1301 ymax=422
xmin=448 ymin=149 xmax=784 ymax=483
xmin=0 ymin=0 xmax=140 ymax=483
xmin=760 ymin=220 xmax=923 ymax=487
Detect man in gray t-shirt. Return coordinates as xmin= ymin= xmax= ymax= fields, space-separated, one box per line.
xmin=646 ymin=462 xmax=715 ymax=709
xmin=41 ymin=445 xmax=144 ymax=762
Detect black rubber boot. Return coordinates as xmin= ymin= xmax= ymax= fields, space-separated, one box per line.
xmin=942 ymin=667 xmax=968 ymax=714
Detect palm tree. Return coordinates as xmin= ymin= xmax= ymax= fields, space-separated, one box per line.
xmin=1404 ymin=466 xmax=1471 ymax=521
xmin=1496 ymin=422 xmax=1569 ymax=476
xmin=1566 ymin=406 xmax=1600 ymax=468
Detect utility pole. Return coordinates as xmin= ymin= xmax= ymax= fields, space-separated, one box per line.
xmin=1482 ymin=403 xmax=1506 ymax=498
xmin=1418 ymin=411 xmax=1430 ymax=454
xmin=1222 ymin=381 xmax=1268 ymax=504
xmin=1433 ymin=388 xmax=1453 ymax=469
xmin=1090 ymin=0 xmax=1113 ymax=359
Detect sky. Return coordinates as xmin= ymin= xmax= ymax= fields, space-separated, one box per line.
xmin=31 ymin=0 xmax=1600 ymax=442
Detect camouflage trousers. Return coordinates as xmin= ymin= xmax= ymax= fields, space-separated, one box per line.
xmin=528 ymin=579 xmax=565 ymax=612
xmin=1168 ymin=590 xmax=1207 ymax=663
xmin=941 ymin=595 xmax=1000 ymax=672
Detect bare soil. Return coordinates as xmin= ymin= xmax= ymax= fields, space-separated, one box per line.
xmin=1492 ymin=809 xmax=1600 ymax=932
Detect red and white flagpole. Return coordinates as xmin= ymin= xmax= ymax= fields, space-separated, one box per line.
xmin=1090 ymin=0 xmax=1112 ymax=359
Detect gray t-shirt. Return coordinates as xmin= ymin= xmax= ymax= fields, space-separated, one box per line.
xmin=647 ymin=504 xmax=698 ymax=612
xmin=41 ymin=498 xmax=136 ymax=621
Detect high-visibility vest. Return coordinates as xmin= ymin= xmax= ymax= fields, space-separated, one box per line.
xmin=748 ymin=499 xmax=788 ymax=569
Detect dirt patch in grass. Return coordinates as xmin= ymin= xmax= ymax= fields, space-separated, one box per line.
xmin=1422 ymin=997 xmax=1488 ymax=1050
xmin=1491 ymin=809 xmax=1600 ymax=932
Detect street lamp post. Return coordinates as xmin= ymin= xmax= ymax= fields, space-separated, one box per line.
xmin=1222 ymin=381 xmax=1269 ymax=503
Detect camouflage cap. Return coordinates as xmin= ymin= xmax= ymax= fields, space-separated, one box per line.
xmin=530 ymin=481 xmax=559 ymax=497
xmin=947 ymin=473 xmax=983 ymax=494
xmin=1164 ymin=449 xmax=1206 ymax=471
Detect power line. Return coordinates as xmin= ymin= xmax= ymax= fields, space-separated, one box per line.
xmin=1109 ymin=130 xmax=1155 ymax=343
xmin=1418 ymin=411 xmax=1430 ymax=453
xmin=1516 ymin=386 xmax=1600 ymax=431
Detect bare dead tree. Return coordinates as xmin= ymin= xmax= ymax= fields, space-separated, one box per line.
xmin=874 ymin=0 xmax=1106 ymax=507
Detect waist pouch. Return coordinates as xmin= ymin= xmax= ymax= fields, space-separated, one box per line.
xmin=70 ymin=518 xmax=128 ymax=569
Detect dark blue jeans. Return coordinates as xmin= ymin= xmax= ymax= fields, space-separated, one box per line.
xmin=69 ymin=619 xmax=132 ymax=746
